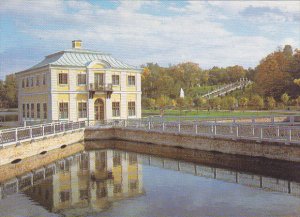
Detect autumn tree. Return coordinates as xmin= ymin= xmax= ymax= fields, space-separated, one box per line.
xmin=266 ymin=97 xmax=276 ymax=110
xmin=281 ymin=93 xmax=290 ymax=106
xmin=239 ymin=97 xmax=249 ymax=111
xmin=249 ymin=95 xmax=264 ymax=110
xmin=254 ymin=50 xmax=291 ymax=99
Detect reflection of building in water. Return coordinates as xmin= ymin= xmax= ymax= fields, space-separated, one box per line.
xmin=23 ymin=150 xmax=144 ymax=216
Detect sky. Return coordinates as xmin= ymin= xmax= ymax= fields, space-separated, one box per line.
xmin=0 ymin=0 xmax=300 ymax=79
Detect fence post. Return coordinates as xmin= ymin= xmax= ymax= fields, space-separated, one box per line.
xmin=235 ymin=125 xmax=239 ymax=139
xmin=252 ymin=125 xmax=255 ymax=136
xmin=286 ymin=128 xmax=292 ymax=145
xmin=211 ymin=124 xmax=214 ymax=136
xmin=162 ymin=122 xmax=165 ymax=131
xmin=148 ymin=121 xmax=151 ymax=130
xmin=178 ymin=122 xmax=181 ymax=133
xmin=30 ymin=127 xmax=33 ymax=139
xmin=276 ymin=126 xmax=280 ymax=137
xmin=42 ymin=125 xmax=45 ymax=137
xmin=63 ymin=123 xmax=65 ymax=132
xmin=15 ymin=128 xmax=18 ymax=142
xmin=214 ymin=124 xmax=217 ymax=136
xmin=259 ymin=127 xmax=263 ymax=142
xmin=53 ymin=124 xmax=56 ymax=134
xmin=195 ymin=124 xmax=198 ymax=134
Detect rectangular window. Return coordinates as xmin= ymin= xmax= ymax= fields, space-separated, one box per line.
xmin=112 ymin=102 xmax=120 ymax=117
xmin=43 ymin=103 xmax=47 ymax=119
xmin=36 ymin=75 xmax=40 ymax=86
xmin=43 ymin=74 xmax=46 ymax=85
xmin=59 ymin=102 xmax=68 ymax=119
xmin=26 ymin=104 xmax=30 ymax=118
xmin=30 ymin=77 xmax=34 ymax=87
xmin=112 ymin=75 xmax=119 ymax=85
xmin=59 ymin=191 xmax=70 ymax=202
xmin=37 ymin=103 xmax=40 ymax=119
xmin=26 ymin=77 xmax=29 ymax=87
xmin=78 ymin=102 xmax=87 ymax=118
xmin=128 ymin=75 xmax=135 ymax=86
xmin=22 ymin=79 xmax=25 ymax=88
xmin=22 ymin=104 xmax=25 ymax=118
xmin=58 ymin=73 xmax=68 ymax=85
xmin=31 ymin=103 xmax=34 ymax=118
xmin=77 ymin=74 xmax=87 ymax=85
xmin=128 ymin=101 xmax=136 ymax=116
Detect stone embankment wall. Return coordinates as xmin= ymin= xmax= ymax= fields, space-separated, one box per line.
xmin=85 ymin=128 xmax=300 ymax=162
xmin=0 ymin=130 xmax=84 ymax=166
xmin=0 ymin=142 xmax=84 ymax=183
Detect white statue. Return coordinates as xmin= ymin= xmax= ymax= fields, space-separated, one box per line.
xmin=180 ymin=88 xmax=185 ymax=98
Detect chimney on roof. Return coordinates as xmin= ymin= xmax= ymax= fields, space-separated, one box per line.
xmin=72 ymin=40 xmax=82 ymax=49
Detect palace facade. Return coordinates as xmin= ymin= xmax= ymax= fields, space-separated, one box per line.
xmin=16 ymin=40 xmax=142 ymax=124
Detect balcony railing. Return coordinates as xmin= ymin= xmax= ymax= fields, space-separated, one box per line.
xmin=89 ymin=83 xmax=113 ymax=92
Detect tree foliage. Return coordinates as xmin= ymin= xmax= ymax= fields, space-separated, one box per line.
xmin=0 ymin=74 xmax=17 ymax=108
xmin=254 ymin=45 xmax=300 ymax=99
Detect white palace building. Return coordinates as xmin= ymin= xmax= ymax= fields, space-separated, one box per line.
xmin=16 ymin=40 xmax=142 ymax=123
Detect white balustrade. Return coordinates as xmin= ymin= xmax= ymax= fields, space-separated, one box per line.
xmin=0 ymin=121 xmax=86 ymax=147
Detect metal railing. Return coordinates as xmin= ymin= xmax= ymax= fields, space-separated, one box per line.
xmin=146 ymin=115 xmax=300 ymax=125
xmin=0 ymin=121 xmax=86 ymax=147
xmin=89 ymin=83 xmax=113 ymax=92
xmin=91 ymin=119 xmax=300 ymax=145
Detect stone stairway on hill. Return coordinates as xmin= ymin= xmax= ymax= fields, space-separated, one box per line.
xmin=202 ymin=78 xmax=252 ymax=99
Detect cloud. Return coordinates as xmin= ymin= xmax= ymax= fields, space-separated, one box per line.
xmin=0 ymin=0 xmax=299 ymax=78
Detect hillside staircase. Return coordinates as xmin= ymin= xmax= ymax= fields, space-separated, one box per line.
xmin=202 ymin=78 xmax=252 ymax=99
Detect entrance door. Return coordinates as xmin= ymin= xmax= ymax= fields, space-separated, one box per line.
xmin=94 ymin=98 xmax=104 ymax=121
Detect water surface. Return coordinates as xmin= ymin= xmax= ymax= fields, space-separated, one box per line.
xmin=0 ymin=145 xmax=300 ymax=217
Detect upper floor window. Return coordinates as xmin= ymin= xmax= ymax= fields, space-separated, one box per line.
xmin=112 ymin=102 xmax=120 ymax=117
xmin=26 ymin=77 xmax=29 ymax=87
xmin=22 ymin=79 xmax=25 ymax=88
xmin=59 ymin=102 xmax=68 ymax=119
xmin=112 ymin=75 xmax=119 ymax=85
xmin=58 ymin=73 xmax=68 ymax=85
xmin=36 ymin=75 xmax=40 ymax=86
xmin=77 ymin=74 xmax=87 ymax=85
xmin=30 ymin=77 xmax=34 ymax=87
xmin=128 ymin=75 xmax=135 ymax=86
xmin=43 ymin=74 xmax=46 ymax=85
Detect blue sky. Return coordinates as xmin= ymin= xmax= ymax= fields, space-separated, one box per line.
xmin=0 ymin=0 xmax=300 ymax=79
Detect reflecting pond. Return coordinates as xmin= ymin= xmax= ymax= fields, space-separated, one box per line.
xmin=0 ymin=142 xmax=300 ymax=217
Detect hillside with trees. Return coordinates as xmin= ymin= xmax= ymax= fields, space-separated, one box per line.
xmin=142 ymin=45 xmax=300 ymax=111
xmin=0 ymin=45 xmax=299 ymax=112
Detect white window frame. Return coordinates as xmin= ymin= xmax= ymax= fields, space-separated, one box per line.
xmin=78 ymin=102 xmax=87 ymax=118
xmin=77 ymin=74 xmax=87 ymax=86
xmin=112 ymin=74 xmax=120 ymax=86
xmin=112 ymin=102 xmax=120 ymax=117
xmin=128 ymin=75 xmax=136 ymax=86
xmin=58 ymin=73 xmax=68 ymax=85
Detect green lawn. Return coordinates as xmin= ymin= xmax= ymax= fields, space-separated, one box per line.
xmin=142 ymin=109 xmax=297 ymax=117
